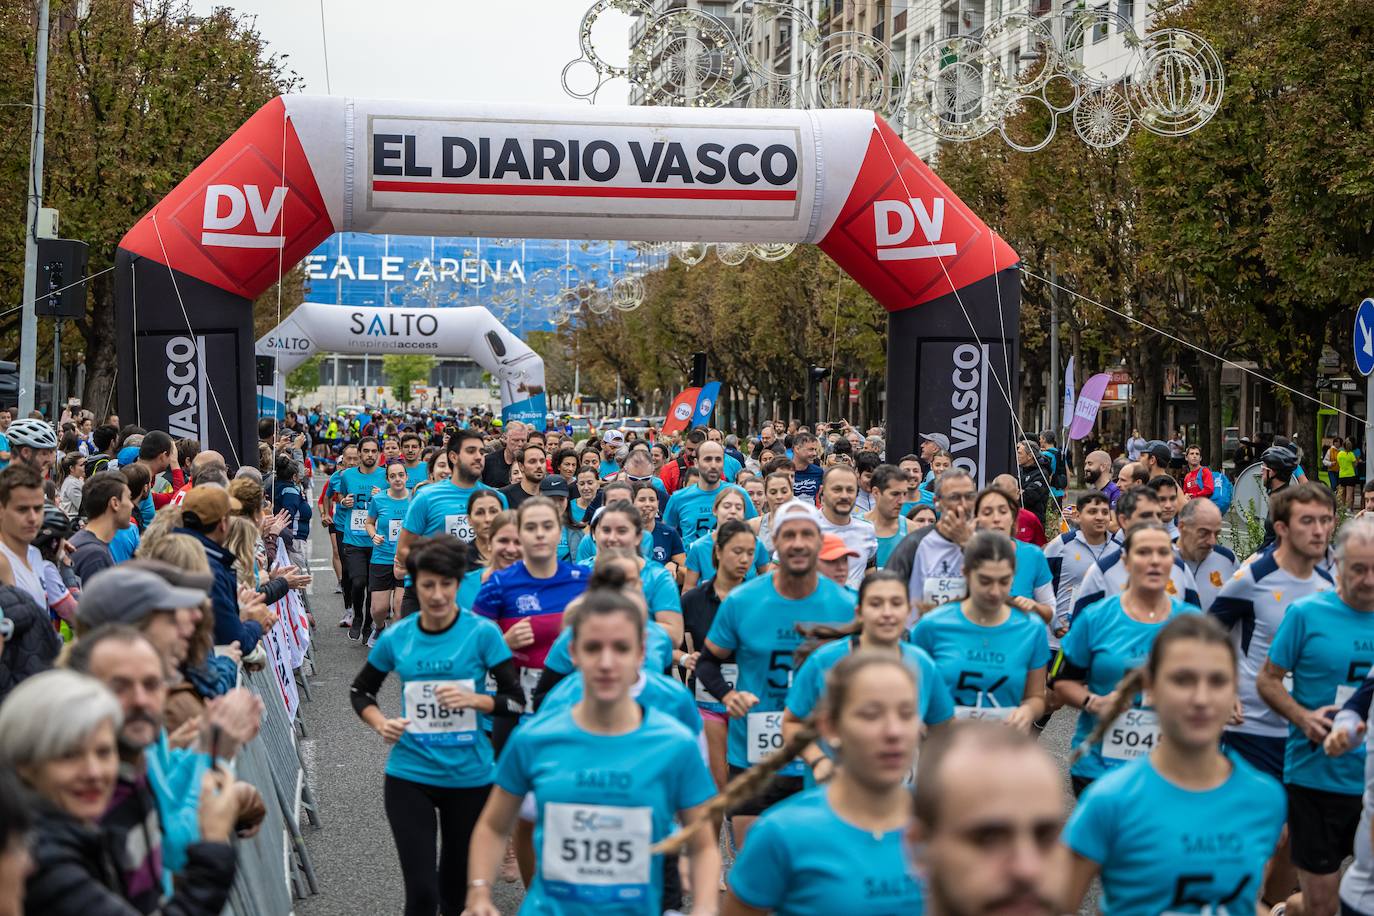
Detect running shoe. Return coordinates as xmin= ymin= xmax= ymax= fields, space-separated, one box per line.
xmin=338 ymin=615 xmax=351 ymax=627
xmin=347 ymin=622 xmax=362 ymax=641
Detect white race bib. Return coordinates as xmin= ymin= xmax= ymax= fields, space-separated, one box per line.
xmin=694 ymin=663 xmax=737 ymax=705
xmin=1102 ymin=708 xmax=1160 ymax=761
xmin=520 ymin=666 xmax=541 ymax=715
xmin=1336 ymin=683 xmax=1357 ymax=707
xmin=446 ymin=513 xmax=474 ymax=541
xmin=387 ymin=518 xmax=402 ymax=542
xmin=955 ymin=703 xmax=1015 ymax=721
xmin=541 ymin=802 xmax=651 ymax=902
xmin=747 ymin=711 xmax=786 ymax=763
xmin=403 ymin=679 xmax=477 ymax=745
xmin=349 ymin=508 xmax=369 ymax=533
xmin=923 ymin=576 xmax=966 ymax=606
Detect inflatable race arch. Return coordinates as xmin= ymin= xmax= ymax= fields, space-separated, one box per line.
xmin=256 ymin=302 xmax=547 ymax=424
xmin=116 ymin=96 xmax=1020 ymax=479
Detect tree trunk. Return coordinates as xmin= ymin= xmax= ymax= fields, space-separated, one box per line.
xmin=82 ymin=277 xmax=119 ymax=419
xmin=1203 ymin=359 xmax=1224 ymax=468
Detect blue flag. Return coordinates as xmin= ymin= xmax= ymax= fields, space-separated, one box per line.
xmin=691 ymin=381 xmax=721 ymax=428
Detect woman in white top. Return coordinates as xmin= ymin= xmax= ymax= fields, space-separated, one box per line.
xmin=749 ymin=471 xmax=794 ymax=555
xmin=57 ymin=454 xmax=86 ymax=518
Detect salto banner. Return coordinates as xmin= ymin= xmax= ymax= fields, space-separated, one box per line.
xmin=257 ymin=302 xmax=546 ymax=427
xmin=115 ymin=97 xmax=1018 ymax=468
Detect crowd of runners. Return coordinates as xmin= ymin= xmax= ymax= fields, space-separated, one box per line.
xmin=1 ymin=404 xmax=1374 ymax=916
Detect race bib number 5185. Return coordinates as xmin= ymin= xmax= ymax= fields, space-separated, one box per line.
xmin=541 ymin=802 xmax=651 ymax=904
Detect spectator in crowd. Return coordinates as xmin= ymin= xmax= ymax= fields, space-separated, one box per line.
xmin=1183 ymin=444 xmax=1215 ymax=499
xmin=57 ymin=453 xmax=86 ymax=517
xmin=790 ymin=432 xmax=824 ymax=503
xmin=0 ymin=668 xmax=240 ymax=916
xmin=70 ymin=471 xmax=134 ymax=583
xmin=1082 ymin=449 xmax=1120 ymax=508
xmin=0 ymin=767 xmax=31 ymax=916
xmin=0 ymin=464 xmax=49 ymax=612
xmin=0 ymin=577 xmax=60 ymax=700
xmin=1015 ymin=439 xmax=1050 ymax=523
xmin=173 ymin=487 xmax=271 ymax=654
xmin=919 ymin=432 xmax=950 ymax=477
xmin=992 ymin=473 xmax=1047 ymax=546
xmin=481 ymin=420 xmax=526 ymax=488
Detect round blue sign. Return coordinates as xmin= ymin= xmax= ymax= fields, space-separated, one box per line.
xmin=1356 ymin=298 xmax=1374 ymax=377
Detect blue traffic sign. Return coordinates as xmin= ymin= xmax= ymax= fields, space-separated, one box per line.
xmin=1356 ymin=298 xmax=1374 ymax=377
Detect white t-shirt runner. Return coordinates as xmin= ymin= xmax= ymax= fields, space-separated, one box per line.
xmin=0 ymin=541 xmax=47 ymax=610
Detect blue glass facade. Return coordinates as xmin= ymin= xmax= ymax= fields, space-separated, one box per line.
xmin=301 ymin=233 xmax=648 ymax=339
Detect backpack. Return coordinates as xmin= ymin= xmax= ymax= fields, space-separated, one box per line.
xmin=1048 ymin=448 xmax=1068 ymax=491
xmin=1210 ymin=470 xmax=1233 ymax=515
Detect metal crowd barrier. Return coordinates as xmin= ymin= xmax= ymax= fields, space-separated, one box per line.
xmin=223 ymin=634 xmax=322 ymax=914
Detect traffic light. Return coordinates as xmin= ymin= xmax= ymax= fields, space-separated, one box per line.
xmin=806 ymin=365 xmax=831 ymax=428
xmin=34 ymin=239 xmax=89 ymax=319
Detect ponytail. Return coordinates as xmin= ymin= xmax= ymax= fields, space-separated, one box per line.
xmin=792 ymin=619 xmax=862 ymax=667
xmin=658 ymin=651 xmax=915 ymax=854
xmin=1068 ymin=665 xmax=1148 ymax=764
xmin=654 ymin=719 xmax=823 ymax=855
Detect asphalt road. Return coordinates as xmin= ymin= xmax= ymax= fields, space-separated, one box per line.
xmin=292 ymin=531 xmax=1097 ymax=914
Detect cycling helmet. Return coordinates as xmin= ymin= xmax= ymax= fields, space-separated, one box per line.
xmin=6 ymin=418 xmax=57 ymax=450
xmin=33 ymin=505 xmax=77 ymax=554
xmin=1260 ymin=445 xmax=1298 ymax=476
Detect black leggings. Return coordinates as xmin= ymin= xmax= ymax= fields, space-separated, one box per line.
xmin=340 ymin=543 xmax=372 ymax=631
xmin=383 ymin=775 xmax=491 ymax=916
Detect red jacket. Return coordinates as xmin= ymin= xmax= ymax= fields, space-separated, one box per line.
xmin=1184 ymin=466 xmax=1215 ymax=499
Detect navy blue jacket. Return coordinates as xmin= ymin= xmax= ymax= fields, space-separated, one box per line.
xmin=175 ymin=528 xmax=263 ymax=654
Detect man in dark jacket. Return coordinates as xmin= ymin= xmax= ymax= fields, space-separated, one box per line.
xmin=0 ymin=585 xmax=59 ymax=700
xmin=1015 ymin=439 xmax=1051 ymax=523
xmin=173 ymin=487 xmax=272 ymax=654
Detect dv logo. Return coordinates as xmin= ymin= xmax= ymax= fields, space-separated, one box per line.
xmin=202 ymin=184 xmax=287 ymax=249
xmin=872 ymin=198 xmax=957 ymax=262
xmin=696 ymin=398 xmax=713 ymax=416
xmin=672 ymin=402 xmax=693 ymax=422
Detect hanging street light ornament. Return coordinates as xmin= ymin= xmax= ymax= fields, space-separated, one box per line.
xmin=562 ymin=0 xmax=1225 ymax=154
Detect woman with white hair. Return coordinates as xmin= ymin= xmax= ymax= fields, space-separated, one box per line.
xmin=0 ymin=668 xmax=239 ymax=915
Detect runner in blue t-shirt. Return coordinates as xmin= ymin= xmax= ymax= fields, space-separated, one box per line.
xmin=681 ymin=486 xmax=771 ymax=590
xmin=698 ymin=500 xmax=856 ymax=845
xmin=395 ymin=430 xmax=505 ymax=615
xmin=364 ymin=460 xmax=411 ymax=646
xmin=1063 ymin=614 xmax=1286 ymax=916
xmin=338 ymin=437 xmax=387 ymax=641
xmin=678 ymin=652 xmax=924 ymax=915
xmin=462 ymin=589 xmax=720 ymax=916
xmin=911 ymin=531 xmax=1050 ymax=728
xmin=1258 ymin=520 xmax=1374 ymax=915
xmin=576 ymin=503 xmax=683 ymax=646
xmin=399 ymin=431 xmax=429 ymax=490
xmin=785 ymin=569 xmax=953 ymax=785
xmin=1052 ymin=524 xmax=1198 ymax=795
xmin=661 ymin=442 xmax=757 ymax=545
xmin=349 ymin=537 xmax=524 ymax=916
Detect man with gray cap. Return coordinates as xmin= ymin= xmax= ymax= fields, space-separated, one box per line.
xmin=695 ymin=499 xmax=858 ymax=837
xmin=920 ymin=432 xmax=951 ymax=477
xmin=76 ymin=564 xmax=211 ymax=666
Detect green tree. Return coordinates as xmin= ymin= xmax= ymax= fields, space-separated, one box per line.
xmin=0 ymin=1 xmax=302 ymax=407
xmin=285 ymin=354 xmax=323 ymax=403
xmin=383 ymin=354 xmax=434 ymax=404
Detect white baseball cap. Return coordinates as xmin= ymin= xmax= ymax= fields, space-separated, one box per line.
xmin=772 ymin=498 xmax=822 ymax=535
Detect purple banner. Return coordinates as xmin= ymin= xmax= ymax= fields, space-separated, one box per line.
xmin=1069 ymin=372 xmax=1112 ymax=441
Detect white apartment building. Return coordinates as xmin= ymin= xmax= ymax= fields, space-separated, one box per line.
xmin=625 ymin=0 xmax=1157 ymax=161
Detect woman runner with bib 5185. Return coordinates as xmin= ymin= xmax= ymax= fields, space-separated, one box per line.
xmin=462 ymin=588 xmax=720 ymax=916
xmin=663 ymin=652 xmax=925 ymax=915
